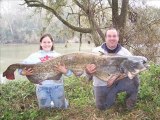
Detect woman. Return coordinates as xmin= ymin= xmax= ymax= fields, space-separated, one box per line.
xmin=19 ymin=34 xmax=72 ymax=109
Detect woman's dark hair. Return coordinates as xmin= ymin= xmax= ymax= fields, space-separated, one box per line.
xmin=39 ymin=34 xmax=54 ymax=51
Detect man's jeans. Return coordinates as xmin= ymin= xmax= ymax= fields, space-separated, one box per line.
xmin=36 ymin=85 xmax=68 ymax=109
xmin=94 ymin=76 xmax=139 ymax=110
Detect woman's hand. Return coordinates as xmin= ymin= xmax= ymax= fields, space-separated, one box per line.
xmin=21 ymin=67 xmax=33 ymax=76
xmin=85 ymin=64 xmax=96 ymax=74
xmin=55 ymin=63 xmax=68 ymax=74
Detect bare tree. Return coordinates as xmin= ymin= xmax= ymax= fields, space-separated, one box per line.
xmin=23 ymin=0 xmax=129 ymax=46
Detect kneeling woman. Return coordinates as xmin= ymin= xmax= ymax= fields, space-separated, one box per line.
xmin=19 ymin=34 xmax=72 ymax=109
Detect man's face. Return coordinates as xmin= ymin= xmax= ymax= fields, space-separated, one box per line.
xmin=105 ymin=29 xmax=119 ymax=49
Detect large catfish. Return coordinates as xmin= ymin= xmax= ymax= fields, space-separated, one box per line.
xmin=3 ymin=52 xmax=148 ymax=84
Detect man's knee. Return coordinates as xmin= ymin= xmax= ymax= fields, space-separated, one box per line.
xmin=132 ymin=76 xmax=140 ymax=87
xmin=125 ymin=98 xmax=137 ymax=110
xmin=116 ymin=76 xmax=140 ymax=92
xmin=96 ymin=104 xmax=107 ymax=110
xmin=125 ymin=77 xmax=139 ymax=99
xmin=95 ymin=96 xmax=114 ymax=110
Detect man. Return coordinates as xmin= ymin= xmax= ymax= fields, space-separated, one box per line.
xmin=85 ymin=28 xmax=139 ymax=110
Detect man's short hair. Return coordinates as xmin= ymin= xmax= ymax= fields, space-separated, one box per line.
xmin=105 ymin=27 xmax=119 ymax=37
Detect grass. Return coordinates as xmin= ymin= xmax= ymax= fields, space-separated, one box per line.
xmin=0 ymin=63 xmax=160 ymax=120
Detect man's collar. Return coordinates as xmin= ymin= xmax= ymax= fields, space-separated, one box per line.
xmin=101 ymin=43 xmax=122 ymax=53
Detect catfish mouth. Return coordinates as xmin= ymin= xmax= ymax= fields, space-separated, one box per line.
xmin=141 ymin=57 xmax=149 ymax=69
xmin=124 ymin=56 xmax=149 ymax=79
xmin=132 ymin=67 xmax=147 ymax=75
xmin=128 ymin=63 xmax=149 ymax=79
xmin=144 ymin=63 xmax=150 ymax=69
xmin=127 ymin=69 xmax=144 ymax=79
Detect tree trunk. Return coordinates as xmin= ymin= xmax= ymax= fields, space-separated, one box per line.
xmin=112 ymin=0 xmax=129 ymax=45
xmin=87 ymin=3 xmax=103 ymax=46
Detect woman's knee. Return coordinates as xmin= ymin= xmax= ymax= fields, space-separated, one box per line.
xmin=51 ymin=86 xmax=68 ymax=109
xmin=36 ymin=87 xmax=51 ymax=108
xmin=38 ymin=98 xmax=51 ymax=109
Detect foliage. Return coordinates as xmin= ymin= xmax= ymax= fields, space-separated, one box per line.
xmin=125 ymin=7 xmax=160 ymax=62
xmin=137 ymin=63 xmax=160 ymax=119
xmin=0 ymin=63 xmax=160 ymax=119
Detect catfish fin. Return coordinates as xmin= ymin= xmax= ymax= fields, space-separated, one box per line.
xmin=98 ymin=51 xmax=105 ymax=55
xmin=98 ymin=74 xmax=121 ymax=82
xmin=95 ymin=73 xmax=110 ymax=82
xmin=26 ymin=75 xmax=41 ymax=84
xmin=127 ymin=72 xmax=134 ymax=79
xmin=47 ymin=73 xmax=62 ymax=80
xmin=72 ymin=70 xmax=84 ymax=76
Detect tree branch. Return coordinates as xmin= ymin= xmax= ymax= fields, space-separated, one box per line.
xmin=24 ymin=0 xmax=92 ymax=33
xmin=74 ymin=0 xmax=105 ymax=42
xmin=108 ymin=0 xmax=112 ymax=7
xmin=73 ymin=0 xmax=88 ymax=14
xmin=125 ymin=44 xmax=146 ymax=57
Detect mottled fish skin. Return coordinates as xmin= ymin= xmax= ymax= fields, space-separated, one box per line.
xmin=3 ymin=52 xmax=148 ymax=84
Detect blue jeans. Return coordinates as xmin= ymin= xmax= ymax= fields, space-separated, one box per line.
xmin=36 ymin=84 xmax=68 ymax=109
xmin=94 ymin=76 xmax=139 ymax=110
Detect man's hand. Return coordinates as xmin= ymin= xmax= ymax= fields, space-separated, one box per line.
xmin=21 ymin=67 xmax=33 ymax=76
xmin=107 ymin=75 xmax=118 ymax=87
xmin=55 ymin=63 xmax=68 ymax=74
xmin=85 ymin=64 xmax=96 ymax=74
xmin=107 ymin=74 xmax=127 ymax=87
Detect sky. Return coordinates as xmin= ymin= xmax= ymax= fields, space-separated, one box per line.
xmin=146 ymin=0 xmax=160 ymax=8
xmin=0 ymin=0 xmax=160 ymax=15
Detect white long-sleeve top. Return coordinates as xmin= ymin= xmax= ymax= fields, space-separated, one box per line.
xmin=19 ymin=50 xmax=64 ymax=86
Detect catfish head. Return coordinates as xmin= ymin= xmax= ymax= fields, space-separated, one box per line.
xmin=120 ymin=56 xmax=148 ymax=79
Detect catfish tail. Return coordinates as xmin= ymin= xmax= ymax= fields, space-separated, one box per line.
xmin=3 ymin=64 xmax=34 ymax=80
xmin=3 ymin=64 xmax=20 ymax=80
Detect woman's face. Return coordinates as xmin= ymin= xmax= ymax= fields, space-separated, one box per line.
xmin=40 ymin=36 xmax=53 ymax=52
